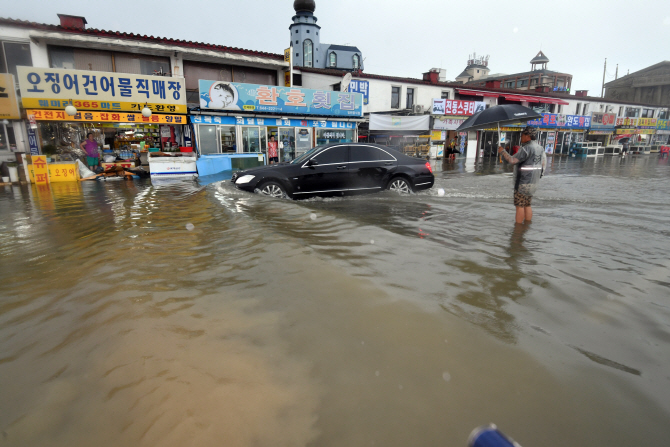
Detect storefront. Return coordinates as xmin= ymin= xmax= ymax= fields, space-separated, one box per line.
xmin=613 ymin=117 xmax=657 ymax=147
xmin=478 ymin=113 xmax=591 ymax=157
xmin=368 ymin=114 xmax=431 ymax=155
xmin=0 ymin=73 xmax=22 ymax=162
xmin=587 ymin=112 xmax=617 ymax=146
xmin=194 ymin=80 xmax=363 ymax=165
xmin=27 ymin=109 xmax=187 ymax=155
xmin=654 ymin=120 xmax=670 ymax=145
xmin=17 ymin=66 xmax=188 ymax=178
xmin=191 ymin=115 xmax=358 ymax=163
xmin=431 ymin=99 xmax=484 ymax=158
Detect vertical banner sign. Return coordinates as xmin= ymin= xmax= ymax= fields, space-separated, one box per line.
xmin=183 ymin=124 xmax=193 ymax=147
xmin=32 ymin=155 xmax=50 ymax=184
xmin=26 ymin=125 xmax=40 ymax=155
xmin=284 ymin=47 xmax=292 ymax=88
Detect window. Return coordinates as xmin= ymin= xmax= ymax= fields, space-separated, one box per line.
xmin=625 ymin=107 xmax=640 ymax=118
xmin=350 ymin=145 xmax=381 ymax=162
xmin=406 ymin=88 xmax=414 ymax=109
xmin=306 ymin=30 xmax=310 ymax=33
xmin=441 ymin=91 xmax=449 ymax=100
xmin=575 ymin=103 xmax=581 ymax=115
xmin=619 ymin=106 xmax=624 ymax=116
xmin=558 ymin=105 xmax=563 ymax=114
xmin=583 ymin=104 xmax=589 ymax=115
xmin=353 ymin=54 xmax=360 ymax=70
xmin=303 ymin=40 xmax=313 ymax=67
xmin=329 ymin=52 xmax=337 ymax=68
xmin=296 ymin=40 xmax=299 ymax=44
xmin=391 ymin=86 xmax=400 ymax=109
xmin=642 ymin=108 xmax=654 ymax=118
xmin=659 ymin=110 xmax=669 ymax=119
xmin=295 ymin=30 xmax=298 ymax=33
xmin=198 ymin=125 xmax=218 ymax=154
xmin=2 ymin=41 xmax=32 ymax=79
xmin=599 ymin=104 xmax=604 ymax=111
xmin=314 ymin=145 xmax=348 ymax=164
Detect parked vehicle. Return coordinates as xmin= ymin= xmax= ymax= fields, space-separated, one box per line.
xmin=231 ymin=143 xmax=434 ymax=199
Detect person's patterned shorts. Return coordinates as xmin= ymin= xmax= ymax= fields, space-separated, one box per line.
xmin=514 ymin=189 xmax=532 ymax=207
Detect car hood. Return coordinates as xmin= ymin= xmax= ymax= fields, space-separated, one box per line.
xmin=234 ymin=163 xmax=293 ymax=177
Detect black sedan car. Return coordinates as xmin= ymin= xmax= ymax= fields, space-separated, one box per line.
xmin=230 ymin=143 xmax=434 ymax=199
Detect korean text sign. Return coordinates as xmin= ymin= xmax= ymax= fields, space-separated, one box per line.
xmin=199 ymin=80 xmax=363 ymax=117
xmin=526 ymin=113 xmax=591 ymax=129
xmin=0 ymin=73 xmax=21 ymax=119
xmin=27 ymin=109 xmax=185 ymax=125
xmin=431 ymin=99 xmax=485 ymax=116
xmin=348 ymin=80 xmax=369 ymax=105
xmin=590 ymin=112 xmax=616 ymax=127
xmin=18 ymin=67 xmax=187 ymax=114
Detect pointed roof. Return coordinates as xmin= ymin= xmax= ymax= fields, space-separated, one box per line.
xmin=530 ymin=51 xmax=549 ymax=64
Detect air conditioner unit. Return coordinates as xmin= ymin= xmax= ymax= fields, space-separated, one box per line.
xmin=413 ymin=104 xmax=424 ymax=114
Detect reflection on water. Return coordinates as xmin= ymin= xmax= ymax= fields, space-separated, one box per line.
xmin=1 ymin=155 xmax=670 ymax=447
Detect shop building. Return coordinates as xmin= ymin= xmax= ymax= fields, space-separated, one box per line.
xmin=190 ymin=80 xmax=364 ymax=175
xmin=17 ymin=66 xmax=188 ymax=163
xmin=0 ymin=13 xmax=287 ymax=164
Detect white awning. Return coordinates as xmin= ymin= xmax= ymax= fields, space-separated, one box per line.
xmin=369 ymin=114 xmax=430 ymax=131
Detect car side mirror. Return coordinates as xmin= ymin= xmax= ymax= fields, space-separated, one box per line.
xmin=307 ymin=159 xmax=319 ymax=167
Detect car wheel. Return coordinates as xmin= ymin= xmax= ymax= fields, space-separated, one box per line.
xmin=258 ymin=181 xmax=288 ymax=199
xmin=388 ymin=177 xmax=412 ymax=194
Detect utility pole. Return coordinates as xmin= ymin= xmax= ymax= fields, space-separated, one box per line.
xmin=601 ymin=58 xmax=607 ymax=98
xmin=615 ymin=64 xmax=618 ymax=80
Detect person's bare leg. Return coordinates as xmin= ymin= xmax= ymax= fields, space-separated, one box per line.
xmin=525 ymin=206 xmax=533 ymax=222
xmin=515 ymin=207 xmax=525 ymax=224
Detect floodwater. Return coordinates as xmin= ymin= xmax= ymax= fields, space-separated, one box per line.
xmin=1 ymin=154 xmax=669 ymax=447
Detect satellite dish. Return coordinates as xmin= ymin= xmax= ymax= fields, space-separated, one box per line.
xmin=341 ymin=73 xmax=352 ymax=92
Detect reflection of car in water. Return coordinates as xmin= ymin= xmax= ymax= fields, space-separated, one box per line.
xmin=231 ymin=143 xmax=435 ymax=199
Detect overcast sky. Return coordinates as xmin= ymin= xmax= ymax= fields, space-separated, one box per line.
xmin=2 ymin=0 xmax=669 ymax=95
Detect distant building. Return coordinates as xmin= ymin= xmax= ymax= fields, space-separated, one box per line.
xmin=290 ymin=0 xmax=363 ymax=71
xmin=604 ymin=61 xmax=670 ymax=108
xmin=459 ymin=51 xmax=573 ymax=93
xmin=454 ymin=54 xmax=491 ymax=83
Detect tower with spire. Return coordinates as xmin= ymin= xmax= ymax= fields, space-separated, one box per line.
xmin=289 ymin=0 xmax=363 ymax=71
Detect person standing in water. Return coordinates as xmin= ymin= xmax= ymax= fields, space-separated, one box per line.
xmin=498 ymin=126 xmax=546 ymax=224
xmin=267 ymin=135 xmax=279 ymax=164
xmin=80 ymin=133 xmax=100 ymax=170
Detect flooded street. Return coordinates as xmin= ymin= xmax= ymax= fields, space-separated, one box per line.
xmin=1 ymin=155 xmax=669 ymax=447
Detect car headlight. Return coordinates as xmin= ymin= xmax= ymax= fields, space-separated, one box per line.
xmin=235 ymin=175 xmax=255 ymax=185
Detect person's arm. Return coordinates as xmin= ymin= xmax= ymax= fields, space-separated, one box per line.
xmin=498 ymin=147 xmax=521 ymax=165
xmin=80 ymin=141 xmax=87 ymax=151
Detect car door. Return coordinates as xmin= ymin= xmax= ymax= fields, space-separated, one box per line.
xmin=349 ymin=145 xmax=397 ymax=191
xmin=293 ymin=145 xmax=350 ymax=195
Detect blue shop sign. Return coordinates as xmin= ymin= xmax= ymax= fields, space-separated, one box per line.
xmin=199 ymin=80 xmax=363 ymax=117
xmin=191 ymin=115 xmax=355 ymax=129
xmin=348 ymin=80 xmax=369 ymax=105
xmin=525 ymin=113 xmax=591 ymax=129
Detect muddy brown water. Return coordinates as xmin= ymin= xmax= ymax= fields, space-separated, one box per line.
xmin=1 ymin=155 xmax=669 ymax=447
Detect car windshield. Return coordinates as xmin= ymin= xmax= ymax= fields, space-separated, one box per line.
xmin=290 ymin=147 xmax=322 ymax=164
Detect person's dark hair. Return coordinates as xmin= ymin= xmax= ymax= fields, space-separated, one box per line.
xmin=87 ymin=132 xmax=93 ymax=138
xmin=212 ymin=82 xmax=235 ymax=98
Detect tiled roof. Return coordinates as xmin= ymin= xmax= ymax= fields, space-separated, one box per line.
xmin=0 ymin=16 xmax=284 ymax=61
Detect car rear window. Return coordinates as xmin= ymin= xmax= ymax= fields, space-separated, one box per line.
xmin=350 ymin=146 xmax=380 ymax=162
